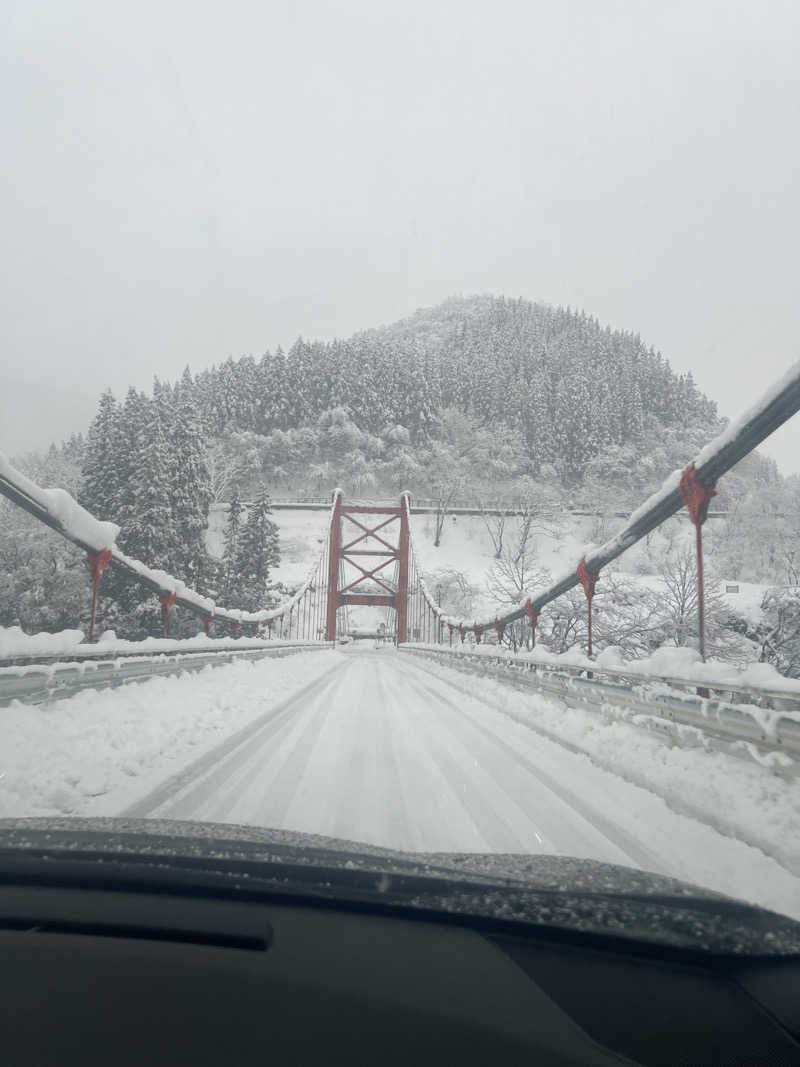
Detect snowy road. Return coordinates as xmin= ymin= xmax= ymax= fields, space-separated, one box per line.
xmin=127 ymin=650 xmax=660 ymax=867
xmin=118 ymin=646 xmax=800 ymax=922
xmin=5 ymin=646 xmax=799 ymax=915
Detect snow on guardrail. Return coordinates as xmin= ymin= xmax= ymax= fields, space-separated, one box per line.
xmin=0 ymin=639 xmax=332 ymax=706
xmin=399 ymin=644 xmax=800 ymax=774
xmin=401 ymin=640 xmax=800 ymax=704
xmin=0 ymin=625 xmax=329 ymax=665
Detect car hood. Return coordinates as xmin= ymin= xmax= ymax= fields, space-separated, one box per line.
xmin=1 ymin=816 xmax=799 ymax=957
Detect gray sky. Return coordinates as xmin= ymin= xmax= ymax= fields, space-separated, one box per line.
xmin=2 ymin=0 xmax=798 ymax=472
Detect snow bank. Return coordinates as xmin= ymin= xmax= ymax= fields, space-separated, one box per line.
xmin=83 ymin=633 xmax=321 ymax=657
xmin=0 ymin=626 xmax=86 ymax=659
xmin=599 ymin=646 xmax=800 ymax=698
xmin=719 ymin=581 xmax=766 ymax=626
xmin=0 ymin=625 xmax=323 ymax=664
xmin=0 ymin=652 xmax=341 ymax=818
xmin=407 ymin=654 xmax=800 ymax=908
xmin=410 ymin=640 xmax=800 ymax=700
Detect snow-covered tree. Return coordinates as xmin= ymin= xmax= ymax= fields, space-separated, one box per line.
xmin=424 ymin=568 xmax=479 ymax=618
xmin=233 ymin=487 xmax=280 ymax=611
xmin=758 ymin=588 xmax=800 ymax=678
xmin=123 ymin=404 xmax=174 ymax=565
xmin=168 ymin=369 xmax=213 ymax=589
xmin=221 ymin=491 xmax=243 ymax=604
xmin=0 ymin=452 xmax=88 ymax=633
xmin=80 ymin=390 xmax=121 ymax=522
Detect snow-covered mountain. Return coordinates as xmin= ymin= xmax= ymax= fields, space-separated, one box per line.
xmin=3 ymin=294 xmax=796 ymax=663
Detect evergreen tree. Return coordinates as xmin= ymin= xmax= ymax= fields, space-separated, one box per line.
xmin=234 ymin=487 xmax=280 ymax=611
xmin=80 ymin=390 xmax=121 ymax=521
xmin=121 ymin=401 xmax=174 ymax=565
xmin=115 ymin=388 xmax=152 ymax=530
xmin=168 ymin=367 xmax=213 ymax=590
xmin=221 ymin=490 xmax=243 ymax=604
xmin=109 ymin=398 xmax=175 ymax=635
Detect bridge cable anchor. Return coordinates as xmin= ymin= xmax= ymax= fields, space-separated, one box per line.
xmin=523 ymin=599 xmax=540 ymax=651
xmin=577 ymin=557 xmax=600 ymax=665
xmin=159 ymin=591 xmax=177 ymax=637
xmin=87 ymin=548 xmax=112 ymax=642
xmin=679 ymin=462 xmax=718 ymax=692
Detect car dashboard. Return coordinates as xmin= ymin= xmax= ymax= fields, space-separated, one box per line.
xmin=2 ymin=876 xmax=800 ymax=1065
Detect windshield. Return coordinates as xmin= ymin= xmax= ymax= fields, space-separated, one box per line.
xmin=1 ymin=1 xmax=798 ymax=942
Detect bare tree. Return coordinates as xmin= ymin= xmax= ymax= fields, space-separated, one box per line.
xmin=484 ymin=513 xmax=552 ymax=651
xmin=477 ymin=500 xmax=509 ymax=559
xmin=658 ymin=546 xmax=699 ymax=647
xmin=432 ymin=479 xmax=464 ymax=547
xmin=205 ymin=441 xmax=249 ymax=504
xmin=655 ymin=546 xmax=743 ymax=660
xmin=541 ymin=588 xmax=587 ymax=654
xmin=426 ymin=567 xmax=479 ymax=618
xmin=783 ymin=548 xmax=800 ymax=587
xmin=543 ymin=577 xmax=664 ymax=658
xmin=486 ymin=512 xmax=550 ymax=605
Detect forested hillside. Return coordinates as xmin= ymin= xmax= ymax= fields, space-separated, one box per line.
xmin=184 ymin=295 xmax=721 ymax=499
xmin=2 ymin=295 xmax=797 ymax=660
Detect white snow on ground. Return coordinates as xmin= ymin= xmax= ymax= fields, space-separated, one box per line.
xmin=718 ymin=580 xmax=768 ymax=625
xmin=401 ymin=652 xmax=800 ymax=876
xmin=206 ymin=504 xmax=330 ymax=589
xmin=3 ymin=646 xmax=797 ymax=920
xmin=0 ymin=651 xmax=339 ymax=818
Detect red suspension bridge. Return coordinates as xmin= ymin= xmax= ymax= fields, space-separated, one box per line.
xmin=1 ymin=362 xmax=800 ymax=660
xmin=2 ymin=368 xmax=800 ymax=919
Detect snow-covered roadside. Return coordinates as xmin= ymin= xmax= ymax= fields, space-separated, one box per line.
xmin=0 ymin=652 xmax=343 ymax=818
xmin=408 ymin=640 xmax=800 ymax=700
xmin=0 ymin=624 xmax=321 ymax=662
xmin=403 ymin=652 xmax=800 ymax=881
xmin=0 ymin=626 xmax=87 ymax=660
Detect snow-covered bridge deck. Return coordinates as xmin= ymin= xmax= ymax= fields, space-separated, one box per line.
xmin=5 ymin=647 xmax=794 ymax=918
xmin=126 ymin=649 xmax=664 ymax=868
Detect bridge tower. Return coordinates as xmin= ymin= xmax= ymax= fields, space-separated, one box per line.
xmin=325 ymin=494 xmax=410 ymax=643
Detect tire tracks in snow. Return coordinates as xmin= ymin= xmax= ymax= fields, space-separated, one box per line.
xmin=392 ymin=654 xmax=668 ymax=874
xmin=122 ymin=656 xmax=349 ymax=819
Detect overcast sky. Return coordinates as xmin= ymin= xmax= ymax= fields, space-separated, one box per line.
xmin=1 ymin=1 xmax=798 ymax=474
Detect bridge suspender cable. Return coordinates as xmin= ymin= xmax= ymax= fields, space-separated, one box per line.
xmin=402 ymin=360 xmax=800 ymax=659
xmin=0 ymin=455 xmax=340 ymax=642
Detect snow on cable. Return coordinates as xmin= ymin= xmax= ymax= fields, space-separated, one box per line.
xmin=0 ymin=452 xmax=337 ymax=630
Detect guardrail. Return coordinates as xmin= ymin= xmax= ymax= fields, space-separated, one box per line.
xmin=398 ymin=645 xmax=800 ymax=776
xmin=0 ymin=641 xmax=333 ymax=707
xmin=217 ymin=498 xmax=729 ymax=519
